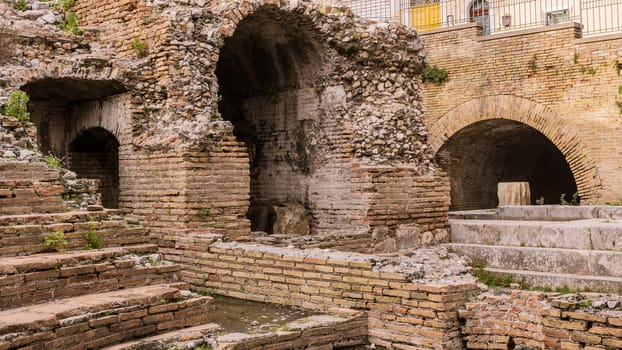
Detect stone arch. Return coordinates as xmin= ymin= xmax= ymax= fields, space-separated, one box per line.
xmin=214 ymin=4 xmax=327 ymax=234
xmin=16 ymin=63 xmax=130 ymax=155
xmin=12 ymin=63 xmax=132 ymax=210
xmin=429 ymin=95 xmax=601 ymax=203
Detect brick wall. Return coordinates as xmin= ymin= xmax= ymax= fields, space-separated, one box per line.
xmin=365 ymin=166 xmax=449 ymax=232
xmin=161 ymin=240 xmax=479 ymax=349
xmin=460 ymin=291 xmax=622 ymax=349
xmin=119 ymin=138 xmax=251 ymax=238
xmin=73 ymin=0 xmax=170 ymax=63
xmin=27 ymin=0 xmax=452 ymax=245
xmin=423 ymin=23 xmax=622 ymax=203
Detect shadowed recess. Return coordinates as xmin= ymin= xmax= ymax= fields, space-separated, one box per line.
xmin=23 ymin=78 xmax=126 ymax=102
xmin=69 ymin=127 xmax=120 ymax=209
xmin=215 ymin=6 xmax=323 ymax=234
xmin=436 ymin=119 xmax=577 ymax=210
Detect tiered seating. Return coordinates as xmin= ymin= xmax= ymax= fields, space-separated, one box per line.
xmin=448 ymin=207 xmax=622 ymax=293
xmin=0 ymin=157 xmax=215 ymax=349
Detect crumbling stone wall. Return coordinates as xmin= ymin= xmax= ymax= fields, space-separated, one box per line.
xmin=460 ymin=290 xmax=622 ymax=349
xmin=0 ymin=0 xmax=449 ymax=249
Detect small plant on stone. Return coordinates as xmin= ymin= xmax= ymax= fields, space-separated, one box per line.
xmin=43 ymin=154 xmax=63 ymax=169
xmin=43 ymin=230 xmax=68 ymax=252
xmin=196 ymin=208 xmax=210 ymax=220
xmin=53 ymin=0 xmax=76 ymax=11
xmin=3 ymin=91 xmax=30 ymax=123
xmin=560 ymin=192 xmax=579 ymax=205
xmin=60 ymin=10 xmax=84 ymax=35
xmin=577 ymin=299 xmax=593 ymax=308
xmin=83 ymin=225 xmax=103 ymax=249
xmin=148 ymin=256 xmax=158 ymax=266
xmin=573 ymin=52 xmax=579 ymax=64
xmin=314 ymin=79 xmax=326 ymax=96
xmin=193 ymin=344 xmax=213 ymax=350
xmin=12 ymin=0 xmax=28 ymax=11
xmin=422 ymin=65 xmax=448 ymax=84
xmin=528 ymin=54 xmax=538 ymax=74
xmin=554 ymin=285 xmax=572 ymax=294
xmin=131 ymin=36 xmax=149 ymax=58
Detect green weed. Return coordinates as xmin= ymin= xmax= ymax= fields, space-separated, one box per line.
xmin=131 ymin=36 xmax=149 ymax=58
xmin=12 ymin=0 xmax=27 ymax=11
xmin=196 ymin=208 xmax=210 ymax=220
xmin=43 ymin=230 xmax=68 ymax=252
xmin=3 ymin=91 xmax=30 ymax=123
xmin=53 ymin=0 xmax=76 ymax=11
xmin=43 ymin=154 xmax=63 ymax=169
xmin=422 ymin=65 xmax=448 ymax=84
xmin=60 ymin=10 xmax=84 ymax=35
xmin=560 ymin=192 xmax=579 ymax=205
xmin=83 ymin=226 xmax=103 ymax=249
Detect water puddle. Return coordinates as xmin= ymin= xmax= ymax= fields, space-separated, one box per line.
xmin=212 ymin=295 xmax=321 ymax=334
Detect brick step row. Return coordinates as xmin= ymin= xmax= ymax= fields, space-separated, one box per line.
xmin=0 ymin=215 xmax=151 ymax=257
xmin=0 ymin=179 xmax=68 ymax=215
xmin=0 ymin=244 xmax=180 ymax=310
xmin=104 ymin=310 xmax=367 ymax=350
xmin=102 ymin=323 xmax=221 ymax=350
xmin=0 ymin=162 xmax=60 ymax=180
xmin=0 ymin=210 xmax=115 ymax=226
xmin=0 ymin=283 xmax=214 ymax=350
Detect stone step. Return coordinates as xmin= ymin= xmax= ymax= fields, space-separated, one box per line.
xmin=0 ymin=244 xmax=181 ymax=310
xmin=0 ymin=214 xmax=151 ymax=256
xmin=450 ymin=218 xmax=622 ymax=250
xmin=0 ymin=210 xmax=115 ymax=226
xmin=450 ymin=206 xmax=622 ymax=221
xmin=102 ymin=323 xmax=221 ymax=350
xmin=0 ymin=162 xmax=59 ymax=180
xmin=0 ymin=283 xmax=214 ymax=349
xmin=447 ymin=243 xmax=622 ymax=277
xmin=483 ymin=268 xmax=622 ymax=294
xmin=0 ymin=179 xmax=68 ymax=215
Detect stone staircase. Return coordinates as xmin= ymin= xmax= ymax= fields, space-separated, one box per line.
xmin=0 ymin=157 xmax=219 ymax=349
xmin=447 ymin=206 xmax=622 ymax=293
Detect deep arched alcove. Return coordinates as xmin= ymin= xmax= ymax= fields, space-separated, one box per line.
xmin=436 ymin=119 xmax=577 ymax=210
xmin=69 ymin=127 xmax=120 ymax=209
xmin=215 ymin=6 xmax=324 ymax=234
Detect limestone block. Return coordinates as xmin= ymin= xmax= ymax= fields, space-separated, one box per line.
xmin=497 ymin=182 xmax=531 ymax=206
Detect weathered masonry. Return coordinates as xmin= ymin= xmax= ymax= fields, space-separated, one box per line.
xmin=1 ymin=1 xmax=622 ymax=350
xmin=2 ymin=0 xmax=450 ymax=251
xmin=422 ymin=23 xmax=622 ymax=210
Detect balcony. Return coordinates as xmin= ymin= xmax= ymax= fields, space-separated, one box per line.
xmin=340 ymin=0 xmax=622 ymax=36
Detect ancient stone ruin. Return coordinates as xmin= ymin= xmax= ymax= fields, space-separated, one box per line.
xmin=0 ymin=0 xmax=621 ymax=349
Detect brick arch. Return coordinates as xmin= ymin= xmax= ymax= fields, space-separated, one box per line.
xmin=429 ymin=95 xmax=601 ymax=201
xmin=11 ymin=63 xmax=131 ymax=144
xmin=213 ymin=0 xmax=325 ymax=39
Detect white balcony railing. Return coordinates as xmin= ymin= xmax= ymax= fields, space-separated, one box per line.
xmin=340 ymin=0 xmax=622 ymax=36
